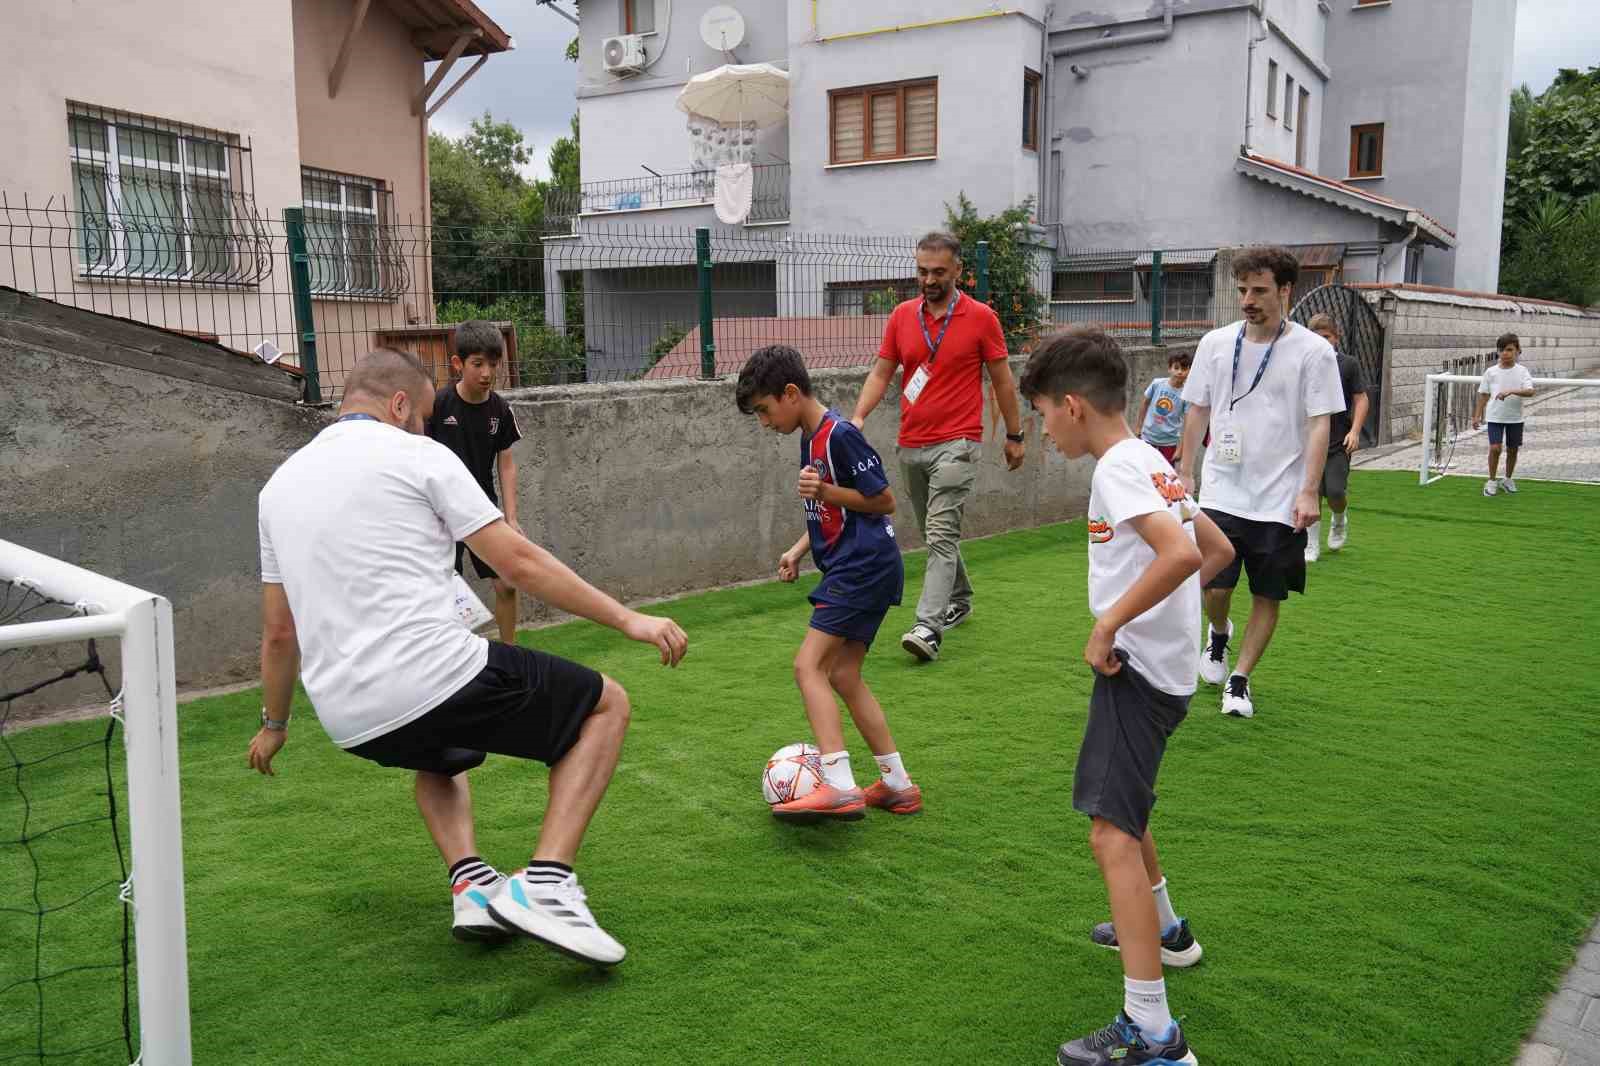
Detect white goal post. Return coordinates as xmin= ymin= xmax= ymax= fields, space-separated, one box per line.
xmin=1420 ymin=372 xmax=1600 ymax=486
xmin=0 ymin=538 xmax=192 ymax=1066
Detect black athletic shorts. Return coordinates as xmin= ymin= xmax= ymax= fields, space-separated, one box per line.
xmin=1072 ymin=651 xmax=1190 ymax=840
xmin=345 ymin=641 xmax=605 ymax=775
xmin=1320 ymin=449 xmax=1351 ymax=499
xmin=455 ymin=542 xmax=499 ymax=582
xmin=1202 ymin=508 xmax=1306 ymax=602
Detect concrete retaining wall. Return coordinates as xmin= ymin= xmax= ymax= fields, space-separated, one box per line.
xmin=1368 ymin=286 xmax=1600 ymax=440
xmin=3 ymin=289 xmax=1174 ymax=718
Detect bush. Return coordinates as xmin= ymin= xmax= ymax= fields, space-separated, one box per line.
xmin=436 ymin=294 xmax=586 ymax=386
xmin=1500 ymin=193 xmax=1600 ymax=307
xmin=943 ymin=193 xmax=1050 ymax=353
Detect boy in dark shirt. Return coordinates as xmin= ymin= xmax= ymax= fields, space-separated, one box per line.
xmin=736 ymin=345 xmax=921 ymax=822
xmin=428 ymin=320 xmax=523 ymax=644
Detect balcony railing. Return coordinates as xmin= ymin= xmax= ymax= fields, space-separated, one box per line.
xmin=545 ymin=164 xmax=789 ymax=229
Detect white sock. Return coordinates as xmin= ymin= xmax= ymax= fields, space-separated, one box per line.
xmin=820 ymin=751 xmax=856 ymax=790
xmin=1123 ymin=976 xmax=1174 ymax=1041
xmin=1151 ymin=878 xmax=1180 ymax=936
xmin=1306 ymin=520 xmax=1321 ymax=544
xmin=875 ymin=751 xmax=911 ymax=791
xmin=1332 ymin=511 xmax=1347 ymax=528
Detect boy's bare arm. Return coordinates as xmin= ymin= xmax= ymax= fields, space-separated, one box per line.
xmin=1472 ymin=392 xmax=1489 ymax=427
xmin=1083 ymin=511 xmax=1202 ymax=674
xmin=496 ymin=449 xmax=519 ymax=529
xmin=1134 ymin=396 xmax=1151 ymax=434
xmin=1191 ymin=510 xmax=1235 ymax=587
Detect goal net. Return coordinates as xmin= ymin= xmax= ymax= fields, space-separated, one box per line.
xmin=0 ymin=539 xmax=191 ymax=1066
xmin=1420 ymin=373 xmax=1600 ymax=486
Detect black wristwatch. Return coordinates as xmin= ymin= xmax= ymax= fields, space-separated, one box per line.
xmin=1005 ymin=431 xmax=1025 ymax=444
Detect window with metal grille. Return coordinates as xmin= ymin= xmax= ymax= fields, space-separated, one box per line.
xmin=826 ymin=278 xmax=918 ymax=316
xmin=829 ymin=80 xmax=937 ymax=165
xmin=300 ymin=168 xmax=405 ymax=298
xmin=68 ymin=106 xmax=261 ymax=284
xmin=1052 ymin=271 xmax=1134 ymax=302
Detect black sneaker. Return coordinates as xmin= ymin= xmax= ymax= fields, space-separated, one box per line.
xmin=940 ymin=603 xmax=972 ymax=630
xmin=900 ymin=623 xmax=941 ymax=662
xmin=1089 ymin=917 xmax=1203 ymax=968
xmin=1057 ymin=1013 xmax=1197 ymax=1066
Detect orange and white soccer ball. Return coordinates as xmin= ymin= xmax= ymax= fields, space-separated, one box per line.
xmin=762 ymin=743 xmax=824 ymax=805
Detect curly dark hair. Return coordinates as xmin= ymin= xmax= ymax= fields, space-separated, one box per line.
xmin=1231 ymin=246 xmax=1300 ymax=288
xmin=1495 ymin=332 xmax=1521 ymax=352
xmin=1018 ymin=325 xmax=1128 ymax=414
xmin=735 ymin=345 xmax=812 ymax=414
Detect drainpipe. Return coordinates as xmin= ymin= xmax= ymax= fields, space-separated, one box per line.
xmin=1050 ymin=0 xmax=1174 ymax=58
xmin=1039 ymin=5 xmax=1052 ymax=226
xmin=1242 ymin=0 xmax=1268 ymax=151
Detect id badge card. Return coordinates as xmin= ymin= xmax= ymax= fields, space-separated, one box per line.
xmin=1214 ymin=425 xmax=1244 ymax=466
xmin=903 ymin=365 xmax=931 ymax=405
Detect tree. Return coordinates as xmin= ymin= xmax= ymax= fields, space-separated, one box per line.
xmin=1500 ymin=193 xmax=1600 ymax=307
xmin=462 ymin=112 xmax=532 ymax=189
xmin=1502 ymin=68 xmax=1600 ymax=244
xmin=1500 ymin=67 xmax=1600 ymax=302
xmin=943 ymin=193 xmax=1050 ymax=353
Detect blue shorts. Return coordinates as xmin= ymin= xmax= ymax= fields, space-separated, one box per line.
xmin=1487 ymin=422 xmax=1524 ymax=448
xmin=808 ymin=602 xmax=890 ymax=647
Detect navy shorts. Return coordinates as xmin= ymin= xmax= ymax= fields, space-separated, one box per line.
xmin=808 ymin=601 xmax=890 ymax=647
xmin=1487 ymin=422 xmax=1524 ymax=448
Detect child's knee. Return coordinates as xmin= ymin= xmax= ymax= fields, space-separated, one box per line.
xmin=1089 ymin=818 xmax=1140 ymax=861
xmin=827 ymin=658 xmax=861 ymax=692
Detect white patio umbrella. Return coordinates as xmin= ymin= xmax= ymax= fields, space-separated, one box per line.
xmin=675 ymin=63 xmax=790 ymax=129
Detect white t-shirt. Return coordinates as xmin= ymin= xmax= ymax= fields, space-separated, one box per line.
xmin=1479 ymin=363 xmax=1535 ymax=423
xmin=1181 ymin=320 xmax=1345 ymax=526
xmin=258 ymin=418 xmax=503 ymax=747
xmin=1088 ymin=438 xmax=1203 ymax=697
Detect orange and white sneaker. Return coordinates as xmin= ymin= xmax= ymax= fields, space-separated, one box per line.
xmin=863 ymin=779 xmax=923 ymax=814
xmin=771 ymin=784 xmax=866 ymax=823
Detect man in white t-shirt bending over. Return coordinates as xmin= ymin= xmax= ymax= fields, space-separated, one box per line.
xmin=1177 ymin=248 xmax=1344 ymax=719
xmin=249 ymin=349 xmax=688 ymax=968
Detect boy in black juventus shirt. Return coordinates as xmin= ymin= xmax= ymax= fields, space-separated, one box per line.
xmin=428 ymin=320 xmax=523 ymax=644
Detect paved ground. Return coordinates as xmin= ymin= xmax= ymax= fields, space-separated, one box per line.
xmin=1358 ymin=378 xmax=1600 ymax=485
xmin=1516 ymin=918 xmax=1600 ymax=1066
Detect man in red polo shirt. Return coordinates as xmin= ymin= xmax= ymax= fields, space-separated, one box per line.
xmin=850 ymin=231 xmax=1026 ymax=662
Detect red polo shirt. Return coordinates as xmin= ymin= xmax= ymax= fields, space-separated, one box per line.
xmin=878 ymin=294 xmax=1008 ymax=448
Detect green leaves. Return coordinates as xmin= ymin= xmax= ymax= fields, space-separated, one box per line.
xmin=943 ymin=192 xmax=1050 ymax=353
xmin=1501 ymin=65 xmax=1600 ymax=301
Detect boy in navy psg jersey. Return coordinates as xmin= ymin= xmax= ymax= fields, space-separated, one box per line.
xmin=736 ymin=345 xmax=922 ymax=822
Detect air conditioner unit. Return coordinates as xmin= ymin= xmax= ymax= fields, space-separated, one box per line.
xmin=602 ymin=34 xmax=647 ymax=74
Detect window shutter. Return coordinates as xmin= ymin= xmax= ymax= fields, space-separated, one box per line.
xmin=832 ymin=94 xmax=864 ymax=163
xmin=870 ymin=93 xmax=899 ymax=157
xmin=904 ymin=83 xmax=937 ymax=156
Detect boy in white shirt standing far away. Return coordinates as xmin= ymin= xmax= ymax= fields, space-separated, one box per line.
xmin=1176 ymin=247 xmax=1345 ymax=719
xmin=1021 ymin=326 xmax=1234 ymax=1066
xmin=1471 ymin=333 xmax=1536 ymax=496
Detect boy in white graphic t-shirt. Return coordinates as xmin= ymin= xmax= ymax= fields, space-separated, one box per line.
xmin=1471 ymin=333 xmax=1536 ymax=496
xmin=1021 ymin=327 xmax=1234 ymax=1066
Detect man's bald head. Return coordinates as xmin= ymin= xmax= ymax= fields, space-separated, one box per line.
xmin=341 ymin=349 xmax=435 ymax=433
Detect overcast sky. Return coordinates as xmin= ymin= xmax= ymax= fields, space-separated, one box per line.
xmin=432 ymin=0 xmax=1600 ymax=183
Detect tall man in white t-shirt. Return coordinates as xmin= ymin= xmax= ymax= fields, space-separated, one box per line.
xmin=249 ymin=349 xmax=688 ymax=967
xmin=1176 ymin=248 xmax=1345 ymax=718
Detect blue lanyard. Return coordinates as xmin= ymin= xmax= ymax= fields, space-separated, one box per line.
xmin=1229 ymin=319 xmax=1286 ymax=411
xmin=918 ymin=290 xmax=961 ymax=366
xmin=336 ymin=413 xmax=380 ymax=423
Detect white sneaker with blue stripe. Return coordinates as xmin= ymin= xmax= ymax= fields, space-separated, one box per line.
xmin=488 ymin=871 xmax=627 ymax=966
xmin=452 ymin=878 xmax=514 ymax=943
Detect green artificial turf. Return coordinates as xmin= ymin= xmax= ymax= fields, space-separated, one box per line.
xmin=5 ymin=470 xmax=1599 ymax=1065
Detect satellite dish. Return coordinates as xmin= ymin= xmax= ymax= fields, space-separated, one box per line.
xmin=700 ymin=5 xmax=746 ymax=52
